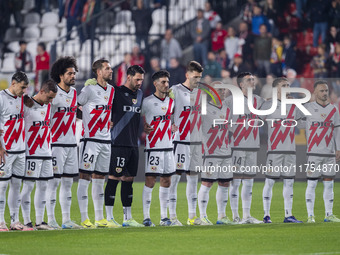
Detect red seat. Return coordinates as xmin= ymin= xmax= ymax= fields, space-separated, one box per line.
xmin=289 ymin=16 xmax=300 ymax=31
xmin=305 ymin=31 xmax=314 ymax=46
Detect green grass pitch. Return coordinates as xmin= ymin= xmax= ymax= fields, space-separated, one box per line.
xmin=1 ymin=181 xmax=340 ymax=254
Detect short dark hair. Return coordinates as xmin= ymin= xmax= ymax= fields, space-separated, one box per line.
xmin=314 ymin=80 xmax=328 ymax=89
xmin=50 ymin=56 xmax=78 ymax=83
xmin=19 ymin=40 xmax=27 ymax=45
xmin=92 ymin=58 xmax=110 ymax=77
xmin=236 ymin=72 xmax=252 ymax=87
xmin=186 ymin=61 xmax=203 ymax=73
xmin=272 ymin=77 xmax=288 ymax=87
xmin=38 ymin=42 xmax=46 ymax=51
xmin=152 ymin=70 xmax=170 ymax=82
xmin=12 ymin=71 xmax=29 ymax=85
xmin=41 ymin=79 xmax=58 ymax=93
xmin=127 ymin=65 xmax=145 ymax=76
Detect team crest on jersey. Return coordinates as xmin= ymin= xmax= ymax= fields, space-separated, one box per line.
xmin=151 ymin=166 xmax=157 ymax=171
xmin=41 ymin=111 xmax=45 ymax=116
xmin=16 ymin=105 xmax=20 ymax=110
xmin=104 ymin=96 xmax=108 ymax=102
xmin=321 ymin=113 xmax=326 ymax=119
xmin=53 ymin=166 xmax=58 ymax=172
xmin=161 ymin=107 xmax=167 ymax=112
xmin=84 ymin=163 xmax=90 ymax=169
xmin=177 ymin=163 xmax=183 ymax=169
xmin=220 ymin=115 xmax=225 ymax=119
xmin=27 ymin=170 xmax=33 ymax=176
xmin=0 ymin=171 xmax=4 ymax=177
xmin=116 ymin=167 xmax=122 ymax=173
xmin=66 ymin=98 xmax=71 ymax=104
xmin=132 ymin=99 xmax=137 ymax=104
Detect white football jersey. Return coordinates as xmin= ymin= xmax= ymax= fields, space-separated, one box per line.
xmin=261 ymin=99 xmax=303 ymax=152
xmin=226 ymin=94 xmax=264 ymax=150
xmin=142 ymin=94 xmax=174 ymax=149
xmin=202 ymin=101 xmax=231 ymax=156
xmin=304 ymin=102 xmax=340 ymax=156
xmin=78 ymin=84 xmax=114 ymax=141
xmin=172 ymin=84 xmax=202 ymax=143
xmin=24 ymin=99 xmax=52 ymax=157
xmin=51 ymin=85 xmax=77 ymax=145
xmin=0 ymin=89 xmax=25 ymax=152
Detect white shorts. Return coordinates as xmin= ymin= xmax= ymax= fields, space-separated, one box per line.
xmin=52 ymin=145 xmax=78 ymax=177
xmin=0 ymin=152 xmax=25 ymax=180
xmin=79 ymin=140 xmax=111 ymax=175
xmin=265 ymin=153 xmax=296 ymax=178
xmin=232 ymin=150 xmax=258 ymax=177
xmin=306 ymin=155 xmax=337 ymax=179
xmin=145 ymin=149 xmax=175 ymax=176
xmin=24 ymin=158 xmax=53 ymax=180
xmin=201 ymin=156 xmax=233 ymax=181
xmin=174 ymin=142 xmax=203 ymax=173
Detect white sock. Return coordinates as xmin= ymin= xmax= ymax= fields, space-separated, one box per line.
xmin=216 ymin=185 xmax=229 ymax=219
xmin=0 ymin=180 xmax=9 ymax=223
xmin=21 ymin=181 xmax=35 ymax=224
xmin=283 ymin=179 xmax=294 ymax=217
xmin=198 ymin=184 xmax=211 ymax=218
xmin=242 ymin=179 xmax=253 ymax=219
xmin=262 ymin=178 xmax=275 ymax=217
xmin=77 ymin=179 xmax=90 ymax=222
xmin=8 ymin=178 xmax=22 ymax=223
xmin=106 ymin=206 xmax=113 ymax=221
xmin=159 ymin=186 xmax=169 ymax=219
xmin=169 ymin=174 xmax=180 ymax=218
xmin=92 ymin=179 xmax=105 ymax=221
xmin=35 ymin=180 xmax=48 ymax=225
xmin=186 ymin=174 xmax=198 ymax=219
xmin=123 ymin=206 xmax=132 ymax=221
xmin=323 ymin=180 xmax=334 ymax=217
xmin=46 ymin=178 xmax=60 ymax=223
xmin=60 ymin=177 xmax=73 ymax=223
xmin=305 ymin=179 xmax=318 ymax=217
xmin=229 ymin=179 xmax=241 ymax=219
xmin=142 ymin=185 xmax=153 ymax=220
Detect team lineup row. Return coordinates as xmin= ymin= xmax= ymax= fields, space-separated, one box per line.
xmin=0 ymin=57 xmax=339 ymax=232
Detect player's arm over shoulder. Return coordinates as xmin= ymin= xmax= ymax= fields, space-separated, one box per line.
xmin=78 ymin=85 xmax=91 ymax=106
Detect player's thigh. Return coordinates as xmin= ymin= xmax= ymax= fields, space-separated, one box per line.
xmin=11 ymin=153 xmax=25 ymax=178
xmin=52 ymin=146 xmax=67 ymax=176
xmin=24 ymin=159 xmax=43 ymax=180
xmin=145 ymin=150 xmax=164 ymax=176
xmin=125 ymin=147 xmax=139 ymax=177
xmin=306 ymin=156 xmax=335 ymax=179
xmin=189 ymin=144 xmax=203 ymax=173
xmin=201 ymin=157 xmax=221 ymax=181
xmin=40 ymin=159 xmax=53 ymax=180
xmin=217 ymin=157 xmax=233 ymax=180
xmin=63 ymin=147 xmax=79 ymax=177
xmin=0 ymin=153 xmax=23 ymax=180
xmin=265 ymin=153 xmax=284 ymax=179
xmin=174 ymin=143 xmax=190 ymax=173
xmin=164 ymin=151 xmax=176 ymax=176
xmin=110 ymin=146 xmax=137 ymax=177
xmin=231 ymin=150 xmax=246 ymax=177
xmin=281 ymin=154 xmax=296 ymax=178
xmin=79 ymin=141 xmax=99 ymax=173
xmin=94 ymin=143 xmax=111 ymax=175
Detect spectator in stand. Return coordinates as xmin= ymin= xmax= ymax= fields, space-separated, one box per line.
xmin=34 ymin=0 xmax=51 ymax=14
xmin=286 ymin=68 xmax=302 ymax=98
xmin=252 ymin=5 xmax=270 ymax=36
xmin=15 ymin=40 xmax=33 ymax=73
xmin=116 ymin=52 xmax=131 ymax=86
xmin=295 ymin=0 xmax=307 ymax=20
xmin=311 ymin=44 xmax=328 ymax=78
xmin=65 ymin=0 xmax=86 ymax=43
xmin=325 ymin=26 xmax=340 ymax=54
xmin=204 ymin=1 xmax=221 ymax=29
xmin=82 ymin=0 xmax=101 ymax=40
xmin=160 ymin=29 xmax=182 ymax=69
xmin=260 ymin=74 xmax=275 ymax=99
xmin=168 ymin=58 xmax=186 ymax=86
xmin=216 ymin=49 xmax=228 ymax=70
xmin=329 ymin=0 xmax=340 ymax=29
xmin=132 ymin=0 xmax=153 ymax=49
xmin=144 ymin=57 xmax=161 ymax=95
xmin=211 ymin=21 xmax=227 ymax=53
xmin=329 ymin=42 xmax=340 ymax=78
xmin=224 ymin=27 xmax=240 ymax=68
xmin=254 ymin=24 xmax=272 ymax=77
xmin=238 ymin=21 xmax=254 ymax=71
xmin=35 ymin=42 xmax=50 ymax=92
xmin=131 ymin=44 xmax=145 ymax=68
xmin=191 ymin=8 xmax=210 ymax=66
xmin=9 ymin=0 xmax=24 ymax=30
xmin=270 ymin=37 xmax=283 ymax=77
xmin=229 ymin=53 xmax=247 ymax=78
xmin=262 ymin=0 xmax=278 ymax=36
xmin=203 ymin=51 xmax=222 ymax=78
xmin=308 ymin=0 xmax=331 ymax=47
xmin=282 ymin=35 xmax=297 ymax=74
xmin=240 ymin=0 xmax=256 ymax=25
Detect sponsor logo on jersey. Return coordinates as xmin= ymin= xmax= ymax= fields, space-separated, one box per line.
xmin=123 ymin=105 xmax=141 ymax=113
xmin=84 ymin=163 xmax=90 ymax=169
xmin=116 ymin=167 xmax=122 ymax=173
xmin=132 ymin=99 xmax=137 ymax=104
